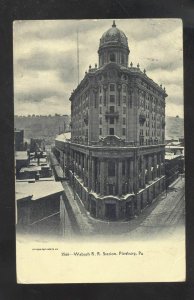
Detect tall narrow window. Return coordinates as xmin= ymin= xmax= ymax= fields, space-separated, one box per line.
xmin=121 ymin=54 xmax=124 ymax=64
xmin=102 ymin=55 xmax=104 ymax=65
xmin=110 ymin=95 xmax=115 ymax=103
xmin=110 ymin=53 xmax=116 ymax=62
xmin=122 ymin=160 xmax=126 ymax=175
xmin=110 ymin=106 xmax=115 ymax=113
xmin=110 ymin=84 xmax=115 ymax=91
xmin=122 ymin=128 xmax=126 ymax=135
xmin=110 ymin=117 xmax=114 ymax=124
xmin=109 ymin=128 xmax=114 ymax=135
xmin=108 ymin=161 xmax=115 ymax=176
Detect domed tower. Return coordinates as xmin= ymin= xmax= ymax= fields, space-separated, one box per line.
xmin=98 ymin=20 xmax=130 ymax=67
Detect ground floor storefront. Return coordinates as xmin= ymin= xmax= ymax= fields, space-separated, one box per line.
xmin=69 ymin=173 xmax=165 ymax=221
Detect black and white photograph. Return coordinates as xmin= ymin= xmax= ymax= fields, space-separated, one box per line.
xmin=14 ymin=19 xmax=185 ymax=283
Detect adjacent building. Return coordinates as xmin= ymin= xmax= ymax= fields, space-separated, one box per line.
xmin=14 ymin=129 xmax=25 ymax=151
xmin=16 ymin=181 xmax=65 ymax=235
xmin=55 ymin=21 xmax=167 ymax=221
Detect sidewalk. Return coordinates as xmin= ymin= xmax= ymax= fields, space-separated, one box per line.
xmin=62 ymin=181 xmax=93 ymax=236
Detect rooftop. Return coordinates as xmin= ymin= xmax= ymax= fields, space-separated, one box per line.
xmin=55 ymin=132 xmax=71 ymax=142
xmin=20 ymin=166 xmax=42 ymax=173
xmin=165 ymin=145 xmax=184 ymax=149
xmin=15 ymin=151 xmax=28 ymax=160
xmin=165 ymin=153 xmax=183 ymax=160
xmin=99 ymin=20 xmax=129 ymax=49
xmin=16 ymin=181 xmax=64 ymax=201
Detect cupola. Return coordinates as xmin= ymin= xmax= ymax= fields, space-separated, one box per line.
xmin=98 ymin=20 xmax=130 ymax=67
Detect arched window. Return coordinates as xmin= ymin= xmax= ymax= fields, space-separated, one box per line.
xmin=109 ymin=52 xmax=116 ymax=62
xmin=121 ymin=54 xmax=125 ymax=64
xmin=101 ymin=54 xmax=104 ymax=65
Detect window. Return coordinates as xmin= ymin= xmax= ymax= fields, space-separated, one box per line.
xmin=123 ymin=107 xmax=126 ymax=114
xmin=110 ymin=117 xmax=114 ymax=124
xmin=109 ymin=128 xmax=114 ymax=135
xmin=110 ymin=95 xmax=115 ymax=103
xmin=110 ymin=84 xmax=115 ymax=91
xmin=122 ymin=160 xmax=125 ymax=175
xmin=110 ymin=106 xmax=115 ymax=113
xmin=102 ymin=55 xmax=104 ymax=65
xmin=121 ymin=54 xmax=124 ymax=64
xmin=110 ymin=53 xmax=116 ymax=62
xmin=109 ymin=184 xmax=114 ymax=195
xmin=99 ymin=96 xmax=102 ymax=104
xmin=123 ymin=96 xmax=126 ymax=103
xmin=99 ymin=117 xmax=102 ymax=125
xmin=123 ymin=117 xmax=126 ymax=125
xmin=122 ymin=128 xmax=126 ymax=135
xmin=108 ymin=161 xmax=115 ymax=176
xmin=99 ymin=128 xmax=102 ymax=135
xmin=99 ymin=106 xmax=102 ymax=114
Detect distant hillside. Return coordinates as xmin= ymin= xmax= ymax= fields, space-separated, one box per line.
xmin=165 ymin=116 xmax=184 ymax=139
xmin=14 ymin=114 xmax=184 ymax=143
xmin=14 ymin=114 xmax=70 ymax=142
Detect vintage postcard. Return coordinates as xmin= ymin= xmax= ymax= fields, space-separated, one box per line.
xmin=14 ymin=19 xmax=185 ymax=283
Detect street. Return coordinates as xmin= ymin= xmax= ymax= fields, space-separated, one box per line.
xmin=62 ymin=176 xmax=185 ymax=240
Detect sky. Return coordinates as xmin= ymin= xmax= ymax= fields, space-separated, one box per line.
xmin=13 ymin=19 xmax=183 ymax=117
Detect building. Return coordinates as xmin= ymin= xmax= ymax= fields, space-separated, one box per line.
xmin=165 ymin=153 xmax=184 ymax=187
xmin=55 ymin=21 xmax=167 ymax=221
xmin=165 ymin=145 xmax=184 ymax=156
xmin=14 ymin=129 xmax=25 ymax=151
xmin=15 ymin=136 xmax=54 ymax=181
xmin=16 ymin=181 xmax=65 ymax=235
xmin=165 ymin=144 xmax=184 ymax=186
xmin=15 ymin=151 xmax=29 ymax=176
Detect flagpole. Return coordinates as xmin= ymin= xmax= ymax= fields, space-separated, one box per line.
xmin=76 ymin=27 xmax=80 ymax=85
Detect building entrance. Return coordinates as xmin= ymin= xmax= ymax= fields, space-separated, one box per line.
xmin=90 ymin=200 xmax=96 ymax=217
xmin=105 ymin=203 xmax=116 ymax=220
xmin=126 ymin=202 xmax=133 ymax=219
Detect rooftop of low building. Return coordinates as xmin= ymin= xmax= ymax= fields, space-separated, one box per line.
xmin=15 ymin=151 xmax=28 ymax=160
xmin=16 ymin=181 xmax=64 ymax=201
xmin=55 ymin=132 xmax=71 ymax=142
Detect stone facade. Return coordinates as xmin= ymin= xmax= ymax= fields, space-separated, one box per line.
xmin=55 ymin=21 xmax=167 ymax=221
